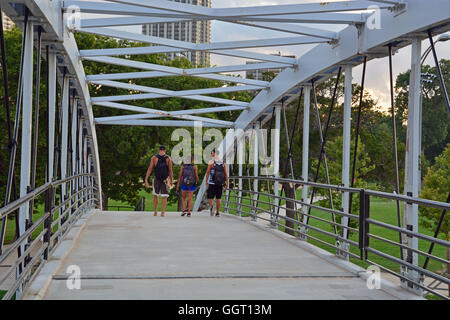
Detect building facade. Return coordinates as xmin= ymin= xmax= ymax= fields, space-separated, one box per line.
xmin=2 ymin=12 xmax=14 ymax=31
xmin=142 ymin=0 xmax=211 ymax=67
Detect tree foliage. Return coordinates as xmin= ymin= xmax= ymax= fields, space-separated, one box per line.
xmin=419 ymin=144 xmax=450 ymax=240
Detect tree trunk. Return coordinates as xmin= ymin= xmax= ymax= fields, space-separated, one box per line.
xmin=102 ymin=191 xmax=108 ymax=211
xmin=283 ymin=182 xmax=297 ymax=237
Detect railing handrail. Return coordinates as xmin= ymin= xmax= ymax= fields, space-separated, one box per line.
xmin=228 ymin=175 xmax=450 ymax=211
xmin=0 ymin=173 xmax=97 ymax=219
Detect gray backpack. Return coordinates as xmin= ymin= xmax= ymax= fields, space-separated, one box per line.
xmin=182 ymin=164 xmax=196 ymax=186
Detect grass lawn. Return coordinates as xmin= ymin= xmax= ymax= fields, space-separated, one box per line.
xmin=108 ymin=189 xmax=180 ymax=213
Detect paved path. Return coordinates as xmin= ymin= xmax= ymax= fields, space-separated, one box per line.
xmin=38 ymin=211 xmax=415 ymax=300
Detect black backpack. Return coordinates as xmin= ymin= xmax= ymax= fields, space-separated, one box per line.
xmin=182 ymin=164 xmax=196 ymax=186
xmin=213 ymin=161 xmax=226 ymax=185
xmin=155 ymin=155 xmax=169 ymax=180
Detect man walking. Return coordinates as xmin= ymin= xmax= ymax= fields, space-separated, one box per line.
xmin=205 ymin=149 xmax=228 ymax=217
xmin=145 ymin=146 xmax=174 ymax=217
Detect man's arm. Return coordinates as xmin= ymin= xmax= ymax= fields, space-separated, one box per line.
xmin=167 ymin=157 xmax=174 ymax=183
xmin=145 ymin=157 xmax=155 ymax=188
xmin=194 ymin=165 xmax=199 ymax=184
xmin=224 ymin=164 xmax=229 ymax=189
xmin=177 ymin=166 xmax=183 ymax=190
xmin=205 ymin=162 xmax=213 ymax=186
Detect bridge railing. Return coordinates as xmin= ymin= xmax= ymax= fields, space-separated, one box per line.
xmin=225 ymin=176 xmax=450 ymax=299
xmin=0 ymin=174 xmax=99 ymax=300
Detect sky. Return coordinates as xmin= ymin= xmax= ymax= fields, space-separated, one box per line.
xmin=88 ymin=0 xmax=450 ymax=109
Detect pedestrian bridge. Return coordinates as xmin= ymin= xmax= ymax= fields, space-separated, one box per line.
xmin=0 ymin=0 xmax=449 ymax=300
xmin=22 ymin=211 xmax=417 ymax=300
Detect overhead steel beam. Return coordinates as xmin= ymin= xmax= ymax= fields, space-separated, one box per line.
xmin=91 ymin=92 xmax=250 ymax=107
xmin=233 ymin=21 xmax=338 ymax=40
xmin=96 ymin=119 xmax=231 ymax=128
xmin=87 ymin=71 xmax=269 ymax=87
xmin=65 ymin=1 xmax=366 ymax=24
xmin=94 ymin=106 xmax=234 ymax=126
xmin=89 ymin=80 xmax=262 ymax=97
xmin=80 ymin=46 xmax=297 ymax=65
xmin=106 ymin=0 xmax=396 ymax=18
xmin=83 ymin=55 xmax=291 ymax=73
xmin=77 ymin=27 xmax=329 ymax=51
xmin=94 ymin=101 xmax=247 ymax=117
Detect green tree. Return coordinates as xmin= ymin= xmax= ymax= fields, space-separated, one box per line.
xmin=419 ymin=145 xmax=450 ymax=283
xmin=311 ymin=136 xmax=375 ymax=233
xmin=395 ymin=60 xmax=450 ymax=164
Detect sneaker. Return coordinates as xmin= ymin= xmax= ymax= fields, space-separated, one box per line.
xmin=187 ymin=212 xmax=191 ymax=217
xmin=215 ymin=212 xmax=220 ymax=217
xmin=181 ymin=210 xmax=187 ymax=217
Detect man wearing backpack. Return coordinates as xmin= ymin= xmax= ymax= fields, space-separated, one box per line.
xmin=145 ymin=146 xmax=174 ymax=217
xmin=205 ymin=149 xmax=228 ymax=217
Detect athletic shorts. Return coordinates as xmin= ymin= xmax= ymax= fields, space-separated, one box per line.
xmin=207 ymin=184 xmax=223 ymax=200
xmin=153 ymin=178 xmax=169 ymax=197
xmin=181 ymin=184 xmax=197 ymax=192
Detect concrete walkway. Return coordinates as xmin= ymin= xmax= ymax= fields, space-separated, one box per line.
xmin=34 ymin=211 xmax=418 ymax=300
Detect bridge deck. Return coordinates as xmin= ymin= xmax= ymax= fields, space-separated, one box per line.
xmin=40 ymin=211 xmax=408 ymax=300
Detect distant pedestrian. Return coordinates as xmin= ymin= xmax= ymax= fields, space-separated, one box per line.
xmin=177 ymin=155 xmax=199 ymax=217
xmin=205 ymin=149 xmax=228 ymax=217
xmin=145 ymin=146 xmax=174 ymax=217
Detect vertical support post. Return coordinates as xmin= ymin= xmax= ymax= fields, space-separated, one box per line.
xmin=300 ymin=85 xmax=311 ymax=239
xmin=15 ymin=19 xmax=34 ymax=298
xmin=224 ymin=162 xmax=230 ymax=214
xmin=71 ymin=97 xmax=77 ymax=218
xmin=47 ymin=50 xmax=57 ymax=183
xmin=340 ymin=64 xmax=352 ymax=258
xmin=402 ymin=38 xmax=423 ymax=294
xmin=78 ymin=111 xmax=83 ymax=212
xmin=237 ymin=137 xmax=243 ymax=216
xmin=60 ymin=75 xmax=70 ymax=227
xmin=252 ymin=122 xmax=259 ymax=220
xmin=272 ymin=105 xmax=281 ymax=226
xmin=18 ymin=19 xmax=34 ymax=252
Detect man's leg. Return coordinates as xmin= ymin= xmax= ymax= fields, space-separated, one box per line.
xmin=161 ymin=196 xmax=168 ymax=217
xmin=153 ymin=195 xmax=158 ymax=216
xmin=187 ymin=192 xmax=193 ymax=212
xmin=216 ymin=199 xmax=221 ymax=214
xmin=181 ymin=191 xmax=187 ymax=212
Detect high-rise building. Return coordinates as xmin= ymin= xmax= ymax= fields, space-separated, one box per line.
xmin=142 ymin=0 xmax=211 ymax=67
xmin=2 ymin=12 xmax=15 ymax=31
